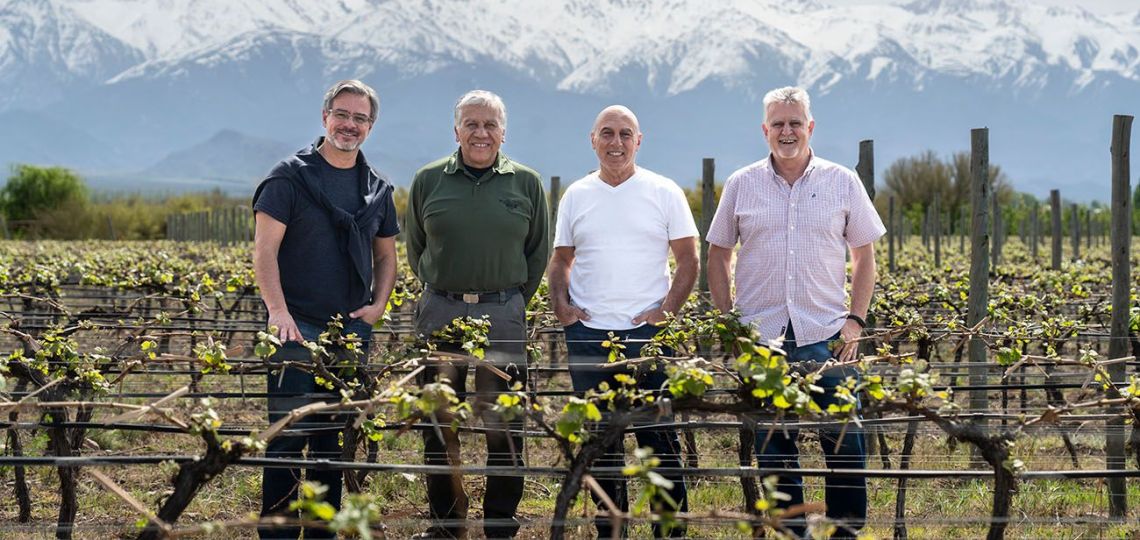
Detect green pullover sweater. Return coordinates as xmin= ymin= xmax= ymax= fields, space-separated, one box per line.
xmin=406 ymin=151 xmax=550 ymax=302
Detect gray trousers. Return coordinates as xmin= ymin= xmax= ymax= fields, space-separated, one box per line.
xmin=414 ymin=290 xmax=528 ymax=539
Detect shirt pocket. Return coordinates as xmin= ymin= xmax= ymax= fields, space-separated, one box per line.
xmin=498 ymin=197 xmax=533 ymax=220
xmin=802 ymin=192 xmax=846 ymax=240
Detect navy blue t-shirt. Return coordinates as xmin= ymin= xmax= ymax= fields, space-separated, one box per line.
xmin=254 ymin=155 xmax=399 ymax=327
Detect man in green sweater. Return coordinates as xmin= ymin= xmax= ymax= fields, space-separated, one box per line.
xmin=405 ymin=89 xmax=550 ymax=540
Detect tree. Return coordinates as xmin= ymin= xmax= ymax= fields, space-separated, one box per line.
xmin=0 ymin=164 xmax=88 ymax=222
xmin=882 ymin=150 xmax=952 ymax=214
xmin=948 ymin=151 xmax=1015 ymax=209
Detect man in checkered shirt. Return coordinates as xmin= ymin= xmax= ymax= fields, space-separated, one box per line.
xmin=706 ymin=86 xmax=885 ymax=539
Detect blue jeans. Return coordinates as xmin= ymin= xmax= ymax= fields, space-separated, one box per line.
xmin=259 ymin=318 xmax=372 ymax=540
xmin=754 ymin=321 xmax=866 ymax=539
xmin=564 ymin=322 xmax=689 ymax=539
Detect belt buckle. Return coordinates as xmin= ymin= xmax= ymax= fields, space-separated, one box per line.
xmin=462 ymin=293 xmax=480 ymax=304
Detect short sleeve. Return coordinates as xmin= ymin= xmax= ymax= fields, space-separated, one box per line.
xmin=844 ymin=173 xmax=886 ymax=248
xmin=665 ymin=185 xmax=699 ymax=240
xmin=376 ymin=189 xmax=400 ymax=238
xmin=252 ymin=178 xmax=295 ymax=226
xmin=553 ymin=188 xmax=575 ymax=248
xmin=705 ymin=173 xmax=741 ymax=248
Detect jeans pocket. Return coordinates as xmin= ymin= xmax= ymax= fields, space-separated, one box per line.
xmin=347 ymin=318 xmax=372 ymax=341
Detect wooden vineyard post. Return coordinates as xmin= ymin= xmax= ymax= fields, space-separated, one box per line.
xmin=230 ymin=207 xmax=240 ymax=245
xmin=933 ymin=191 xmax=941 ymax=267
xmin=1071 ymin=203 xmax=1080 ymax=261
xmin=1051 ymin=190 xmax=1062 ymax=270
xmin=1085 ymin=209 xmax=1092 ymax=251
xmin=246 ymin=207 xmax=254 ymax=242
xmin=698 ymin=158 xmax=716 ymax=295
xmin=549 ymin=175 xmax=561 ymax=249
xmin=888 ymin=196 xmax=897 ymax=273
xmin=991 ymin=193 xmax=1002 ymax=269
xmin=1031 ymin=202 xmax=1039 ymax=260
xmin=223 ymin=207 xmax=231 ymax=245
xmin=855 ymin=142 xmax=879 ymax=362
xmin=959 ymin=205 xmax=966 ymax=254
xmin=856 ymin=140 xmax=875 ymax=201
xmin=967 ymin=128 xmax=991 ymax=428
xmin=922 ymin=206 xmax=929 ymax=250
xmin=686 ymin=158 xmax=716 ymax=469
xmin=1107 ymin=113 xmax=1132 ymax=518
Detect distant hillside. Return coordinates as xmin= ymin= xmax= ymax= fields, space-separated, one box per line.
xmin=140 ymin=129 xmax=296 ymax=188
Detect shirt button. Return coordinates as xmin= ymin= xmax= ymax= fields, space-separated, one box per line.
xmin=789 ymin=250 xmax=794 ymax=255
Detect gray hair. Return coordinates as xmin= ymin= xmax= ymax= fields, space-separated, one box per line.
xmin=762 ymin=86 xmax=812 ymax=121
xmin=322 ymin=80 xmax=379 ymax=120
xmin=454 ymin=90 xmax=507 ymax=131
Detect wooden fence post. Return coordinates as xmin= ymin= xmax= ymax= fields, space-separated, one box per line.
xmin=967 ymin=128 xmax=991 ymax=430
xmin=698 ymin=158 xmax=716 ymax=295
xmin=921 ymin=206 xmax=929 ymax=250
xmin=933 ymin=192 xmax=941 ymax=267
xmin=549 ymin=175 xmax=561 ymax=249
xmin=1107 ymin=114 xmax=1133 ymax=518
xmin=991 ymin=194 xmax=1002 ymax=269
xmin=1086 ymin=208 xmax=1092 ymax=251
xmin=856 ymin=140 xmax=875 ymax=200
xmin=1051 ymin=190 xmax=1062 ymax=270
xmin=245 ymin=207 xmax=254 ymax=242
xmin=1031 ymin=203 xmax=1039 ymax=260
xmin=959 ymin=206 xmax=966 ymax=254
xmin=1071 ymin=204 xmax=1080 ymax=261
xmin=888 ymin=197 xmax=896 ymax=273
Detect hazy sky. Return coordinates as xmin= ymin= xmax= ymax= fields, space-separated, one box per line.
xmin=830 ymin=0 xmax=1139 ymax=15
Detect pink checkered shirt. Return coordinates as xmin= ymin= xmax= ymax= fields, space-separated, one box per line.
xmin=706 ymin=152 xmax=885 ymax=345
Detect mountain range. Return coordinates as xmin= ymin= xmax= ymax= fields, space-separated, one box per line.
xmin=1 ymin=0 xmax=1138 ymax=201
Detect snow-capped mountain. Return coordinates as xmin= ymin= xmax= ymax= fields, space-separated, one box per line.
xmin=1 ymin=0 xmax=1137 ymax=199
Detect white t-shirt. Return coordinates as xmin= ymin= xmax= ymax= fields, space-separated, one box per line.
xmin=553 ymin=167 xmax=699 ymax=330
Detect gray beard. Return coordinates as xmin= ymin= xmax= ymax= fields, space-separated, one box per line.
xmin=330 ymin=133 xmax=361 ymax=152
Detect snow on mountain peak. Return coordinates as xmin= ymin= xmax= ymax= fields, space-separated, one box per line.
xmin=6 ymin=0 xmax=1139 ymax=99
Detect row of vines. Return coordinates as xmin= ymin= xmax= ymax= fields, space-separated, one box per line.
xmin=1 ymin=237 xmax=1139 ymax=539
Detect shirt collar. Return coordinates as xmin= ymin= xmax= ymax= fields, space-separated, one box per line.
xmin=764 ymin=148 xmax=818 ymax=185
xmin=442 ymin=150 xmax=516 ymax=176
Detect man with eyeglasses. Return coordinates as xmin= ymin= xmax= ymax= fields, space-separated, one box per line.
xmin=405 ymin=89 xmax=549 ymax=539
xmin=252 ymin=79 xmax=399 ymax=539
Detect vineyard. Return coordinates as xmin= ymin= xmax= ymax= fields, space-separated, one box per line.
xmin=0 ymin=119 xmax=1134 ymax=540
xmin=0 ymin=228 xmax=1137 ymax=540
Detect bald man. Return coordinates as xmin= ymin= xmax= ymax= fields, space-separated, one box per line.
xmin=548 ymin=105 xmax=697 ymax=538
